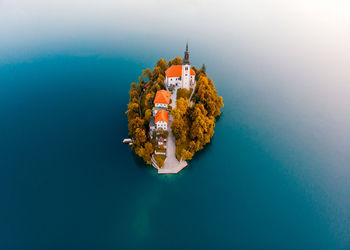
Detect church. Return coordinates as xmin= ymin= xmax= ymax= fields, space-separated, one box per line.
xmin=165 ymin=43 xmax=196 ymax=90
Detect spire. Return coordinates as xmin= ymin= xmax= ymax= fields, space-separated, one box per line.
xmin=183 ymin=42 xmax=190 ymax=65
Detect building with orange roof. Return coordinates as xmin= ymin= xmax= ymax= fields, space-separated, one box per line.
xmin=155 ymin=109 xmax=169 ymax=130
xmin=165 ymin=43 xmax=196 ymax=90
xmin=154 ymin=90 xmax=171 ymax=106
xmin=165 ymin=65 xmax=196 ymax=78
xmin=153 ymin=90 xmax=171 ymax=115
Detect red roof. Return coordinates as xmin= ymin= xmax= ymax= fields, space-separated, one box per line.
xmin=154 ymin=90 xmax=171 ymax=104
xmin=165 ymin=65 xmax=196 ymax=78
xmin=155 ymin=110 xmax=169 ymax=123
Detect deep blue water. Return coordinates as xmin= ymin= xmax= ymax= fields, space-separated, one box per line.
xmin=1 ymin=53 xmax=349 ymax=249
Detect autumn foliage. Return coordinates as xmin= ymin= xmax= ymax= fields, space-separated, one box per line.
xmin=126 ymin=57 xmax=223 ymax=166
xmin=171 ymin=67 xmax=223 ymax=161
xmin=125 ymin=58 xmax=183 ymax=165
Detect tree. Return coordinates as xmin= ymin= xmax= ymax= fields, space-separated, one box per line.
xmin=129 ymin=89 xmax=139 ymax=102
xmin=126 ymin=57 xmax=223 ymax=167
xmin=154 ymin=155 xmax=165 ymax=167
xmin=128 ymin=117 xmax=144 ymax=137
xmin=189 ymin=104 xmax=215 ymax=151
xmin=144 ymin=93 xmax=154 ymax=109
xmin=173 ymin=98 xmax=189 ymax=117
xmin=194 ymin=77 xmax=223 ymax=118
xmin=135 ymin=146 xmax=145 ymax=159
xmin=144 ymin=109 xmax=152 ymax=123
xmin=159 ymin=129 xmax=168 ymax=139
xmin=156 ymin=75 xmax=166 ymax=89
xmin=142 ymin=68 xmax=152 ymax=81
xmin=168 ymin=57 xmax=182 ymax=67
xmin=134 ymin=128 xmax=147 ymax=145
xmin=181 ymin=149 xmax=194 ymax=161
xmin=171 ymin=72 xmax=223 ymax=157
xmin=156 ymin=59 xmax=167 ymax=74
xmin=177 ymin=88 xmax=192 ymax=100
xmin=126 ymin=103 xmax=140 ymax=120
xmin=171 ymin=117 xmax=186 ymax=140
xmin=189 ymin=141 xmax=196 ymax=151
xmin=201 ymin=64 xmax=206 ymax=74
xmin=151 ymin=67 xmax=161 ymax=82
xmin=144 ymin=142 xmax=154 ymax=161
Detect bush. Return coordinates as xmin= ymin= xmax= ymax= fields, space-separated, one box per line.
xmin=154 ymin=155 xmax=165 ymax=167
xmin=156 ymin=146 xmax=166 ymax=153
xmin=176 ymin=88 xmax=193 ymax=100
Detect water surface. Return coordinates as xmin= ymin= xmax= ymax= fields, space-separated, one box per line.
xmin=1 ymin=0 xmax=350 ymax=249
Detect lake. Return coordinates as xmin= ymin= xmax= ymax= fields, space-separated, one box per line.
xmin=1 ymin=1 xmax=349 ymax=249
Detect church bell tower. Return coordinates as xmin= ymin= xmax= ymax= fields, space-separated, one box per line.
xmin=181 ymin=42 xmax=191 ymax=89
xmin=183 ymin=42 xmax=190 ymax=65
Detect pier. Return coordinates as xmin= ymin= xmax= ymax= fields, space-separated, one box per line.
xmin=123 ymin=138 xmax=133 ymax=144
xmin=152 ymin=117 xmax=187 ymax=174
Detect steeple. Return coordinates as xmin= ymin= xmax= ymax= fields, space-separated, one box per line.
xmin=183 ymin=42 xmax=190 ymax=65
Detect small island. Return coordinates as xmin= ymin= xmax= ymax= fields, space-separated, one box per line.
xmin=125 ymin=43 xmax=223 ymax=174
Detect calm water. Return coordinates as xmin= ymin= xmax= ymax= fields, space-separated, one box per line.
xmin=1 ymin=1 xmax=350 ymax=248
xmin=0 ymin=51 xmax=349 ymax=249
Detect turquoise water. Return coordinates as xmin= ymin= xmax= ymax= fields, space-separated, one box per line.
xmin=2 ymin=1 xmax=350 ymax=248
xmin=1 ymin=51 xmax=349 ymax=249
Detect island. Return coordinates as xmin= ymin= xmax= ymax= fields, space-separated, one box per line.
xmin=125 ymin=43 xmax=224 ymax=174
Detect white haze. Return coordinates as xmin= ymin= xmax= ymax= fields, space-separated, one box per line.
xmin=1 ymin=0 xmax=349 ymax=151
